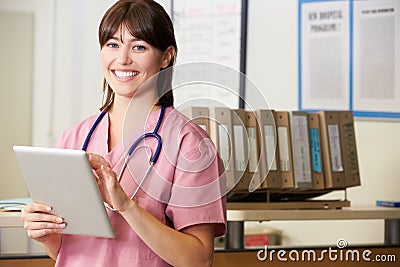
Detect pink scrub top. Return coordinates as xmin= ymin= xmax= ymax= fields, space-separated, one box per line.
xmin=54 ymin=107 xmax=227 ymax=267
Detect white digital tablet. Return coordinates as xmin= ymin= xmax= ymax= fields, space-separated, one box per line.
xmin=13 ymin=146 xmax=114 ymax=238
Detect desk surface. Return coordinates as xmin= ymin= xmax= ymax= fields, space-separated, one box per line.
xmin=2 ymin=206 xmax=400 ymax=227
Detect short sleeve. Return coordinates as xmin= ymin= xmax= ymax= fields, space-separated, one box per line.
xmin=164 ymin=125 xmax=227 ymax=237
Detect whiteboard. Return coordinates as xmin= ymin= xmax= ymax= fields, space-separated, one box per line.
xmin=171 ymin=0 xmax=247 ymax=109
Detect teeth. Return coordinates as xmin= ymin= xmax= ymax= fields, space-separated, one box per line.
xmin=114 ymin=70 xmax=138 ymax=78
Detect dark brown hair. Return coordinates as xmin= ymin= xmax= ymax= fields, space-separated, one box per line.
xmin=98 ymin=0 xmax=177 ymax=111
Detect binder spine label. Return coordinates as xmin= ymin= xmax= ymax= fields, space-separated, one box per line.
xmin=277 ymin=126 xmax=291 ymax=172
xmin=218 ymin=124 xmax=230 ymax=171
xmin=233 ymin=125 xmax=246 ymax=171
xmin=292 ymin=115 xmax=312 ymax=183
xmin=263 ymin=125 xmax=277 ymax=171
xmin=310 ymin=128 xmax=322 ymax=173
xmin=328 ymin=124 xmax=344 ymax=172
xmin=247 ymin=127 xmax=258 ymax=172
xmin=343 ymin=122 xmax=358 ymax=174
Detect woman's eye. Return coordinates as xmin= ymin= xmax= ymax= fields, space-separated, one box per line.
xmin=106 ymin=43 xmax=118 ymax=48
xmin=133 ymin=45 xmax=146 ymax=51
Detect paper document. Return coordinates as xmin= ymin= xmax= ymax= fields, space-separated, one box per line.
xmin=300 ymin=1 xmax=350 ymax=110
xmin=353 ymin=0 xmax=400 ymax=113
xmin=0 ymin=197 xmax=31 ymax=211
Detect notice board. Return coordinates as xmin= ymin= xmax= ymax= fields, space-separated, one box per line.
xmin=299 ymin=0 xmax=400 ymax=119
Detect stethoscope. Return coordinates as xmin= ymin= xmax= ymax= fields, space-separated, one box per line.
xmin=82 ymin=104 xmax=165 ymax=212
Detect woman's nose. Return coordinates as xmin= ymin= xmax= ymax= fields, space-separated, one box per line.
xmin=117 ymin=48 xmax=133 ymax=65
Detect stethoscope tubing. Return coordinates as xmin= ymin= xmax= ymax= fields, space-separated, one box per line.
xmin=82 ymin=111 xmax=107 ymax=152
xmin=83 ymin=105 xmax=165 ymax=212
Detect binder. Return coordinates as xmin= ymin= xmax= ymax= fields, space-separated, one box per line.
xmin=289 ymin=111 xmax=313 ymax=189
xmin=245 ymin=110 xmax=261 ymax=191
xmin=317 ymin=111 xmax=346 ymax=189
xmin=307 ymin=113 xmax=325 ymax=190
xmin=255 ymin=109 xmax=281 ymax=189
xmin=231 ymin=109 xmax=249 ymax=190
xmin=338 ymin=111 xmax=361 ymax=187
xmin=274 ymin=111 xmax=294 ymax=189
xmin=180 ymin=107 xmax=210 ymax=134
xmin=209 ymin=107 xmax=235 ymax=190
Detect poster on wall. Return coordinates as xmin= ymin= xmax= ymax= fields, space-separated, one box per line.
xmin=299 ymin=0 xmax=400 ymax=119
xmin=353 ymin=0 xmax=400 ymax=116
xmin=299 ymin=0 xmax=350 ymax=111
xmin=171 ymin=0 xmax=246 ymax=109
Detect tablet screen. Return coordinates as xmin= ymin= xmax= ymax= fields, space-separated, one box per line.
xmin=13 ymin=146 xmax=114 ymax=238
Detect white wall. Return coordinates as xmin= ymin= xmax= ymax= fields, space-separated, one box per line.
xmin=42 ymin=0 xmax=116 ymax=146
xmin=0 ymin=10 xmax=33 ymax=199
xmin=246 ymin=0 xmax=299 ymax=111
xmin=2 ymin=0 xmax=398 ymax=248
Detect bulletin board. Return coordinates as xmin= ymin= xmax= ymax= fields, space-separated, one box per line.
xmin=171 ymin=0 xmax=248 ymax=109
xmin=298 ymin=0 xmax=400 ymax=119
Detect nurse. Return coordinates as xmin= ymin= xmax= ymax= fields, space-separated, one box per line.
xmin=20 ymin=0 xmax=227 ymax=266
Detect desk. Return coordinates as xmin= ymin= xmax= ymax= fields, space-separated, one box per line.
xmin=3 ymin=207 xmax=400 ymax=250
xmin=0 ymin=212 xmax=37 ymax=256
xmin=0 ymin=212 xmax=22 ymax=228
xmin=225 ymin=205 xmax=400 ymax=249
xmin=0 ymin=255 xmax=54 ymax=267
xmin=2 ymin=247 xmax=400 ymax=267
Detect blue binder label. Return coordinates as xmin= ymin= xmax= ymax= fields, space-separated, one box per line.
xmin=310 ymin=128 xmax=322 ymax=173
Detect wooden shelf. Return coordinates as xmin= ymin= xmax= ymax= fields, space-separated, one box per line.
xmin=227 ymin=205 xmax=400 ymax=221
xmin=227 ymin=199 xmax=350 ymax=211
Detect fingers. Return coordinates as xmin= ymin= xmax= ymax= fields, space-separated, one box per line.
xmin=21 ymin=203 xmax=66 ymax=240
xmin=95 ymin=165 xmax=130 ymax=211
xmin=23 ymin=202 xmax=51 ymax=214
xmin=87 ymin=153 xmax=110 ymax=170
xmin=96 ymin=165 xmax=117 ymax=187
xmin=22 ymin=211 xmax=64 ymax=225
xmin=87 ymin=153 xmax=116 ymax=184
xmin=26 ymin=221 xmax=66 ymax=231
xmin=26 ymin=228 xmax=64 ymax=240
xmin=87 ymin=154 xmax=129 ymax=211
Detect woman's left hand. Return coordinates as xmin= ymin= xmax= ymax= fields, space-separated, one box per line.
xmin=87 ymin=153 xmax=131 ymax=212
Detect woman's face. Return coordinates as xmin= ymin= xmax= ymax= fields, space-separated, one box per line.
xmin=101 ymin=24 xmax=173 ymax=99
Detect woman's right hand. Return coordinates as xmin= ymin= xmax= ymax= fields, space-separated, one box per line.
xmin=21 ymin=203 xmax=65 ymax=243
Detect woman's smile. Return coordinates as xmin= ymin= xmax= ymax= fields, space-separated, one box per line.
xmin=112 ymin=70 xmax=140 ymax=81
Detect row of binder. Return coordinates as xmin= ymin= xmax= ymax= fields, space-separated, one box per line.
xmin=181 ymin=107 xmax=361 ymax=193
